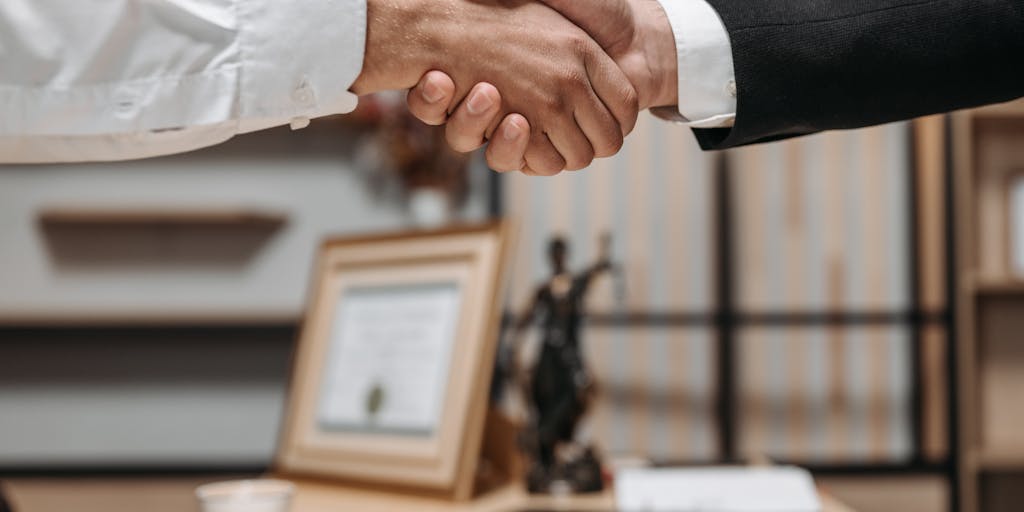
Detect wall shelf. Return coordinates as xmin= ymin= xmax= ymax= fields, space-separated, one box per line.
xmin=972 ymin=449 xmax=1024 ymax=471
xmin=972 ymin=280 xmax=1024 ymax=296
xmin=37 ymin=206 xmax=289 ymax=228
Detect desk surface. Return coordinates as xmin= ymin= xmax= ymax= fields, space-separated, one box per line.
xmin=2 ymin=476 xmax=855 ymax=512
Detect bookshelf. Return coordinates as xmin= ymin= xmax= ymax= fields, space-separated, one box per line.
xmin=952 ymin=99 xmax=1024 ymax=512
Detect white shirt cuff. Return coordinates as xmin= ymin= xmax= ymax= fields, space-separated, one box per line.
xmin=235 ymin=0 xmax=365 ymax=134
xmin=653 ymin=0 xmax=737 ymax=128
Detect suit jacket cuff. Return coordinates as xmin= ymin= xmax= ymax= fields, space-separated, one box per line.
xmin=653 ymin=0 xmax=737 ymax=128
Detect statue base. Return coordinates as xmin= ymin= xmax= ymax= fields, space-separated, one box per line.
xmin=525 ymin=445 xmax=605 ymax=495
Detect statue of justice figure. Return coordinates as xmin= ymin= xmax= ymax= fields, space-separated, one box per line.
xmin=506 ymin=233 xmax=618 ymax=494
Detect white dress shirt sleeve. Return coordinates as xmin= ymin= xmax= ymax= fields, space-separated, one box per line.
xmin=652 ymin=0 xmax=737 ymax=128
xmin=0 ymin=0 xmax=366 ymax=163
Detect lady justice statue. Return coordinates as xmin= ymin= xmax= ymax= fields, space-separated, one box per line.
xmin=506 ymin=233 xmax=618 ymax=494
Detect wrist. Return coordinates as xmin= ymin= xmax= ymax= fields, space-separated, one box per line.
xmin=636 ymin=0 xmax=679 ymax=108
xmin=352 ymin=0 xmax=438 ymax=95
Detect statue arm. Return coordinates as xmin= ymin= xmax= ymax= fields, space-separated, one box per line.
xmin=511 ymin=290 xmax=541 ymax=344
xmin=578 ymin=231 xmax=615 ymax=292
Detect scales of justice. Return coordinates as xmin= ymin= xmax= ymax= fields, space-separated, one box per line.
xmin=502 ymin=232 xmax=624 ymax=494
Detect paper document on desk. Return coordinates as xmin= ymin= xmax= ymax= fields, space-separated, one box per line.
xmin=615 ymin=466 xmax=821 ymax=512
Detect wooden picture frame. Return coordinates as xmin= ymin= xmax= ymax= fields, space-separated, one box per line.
xmin=275 ymin=223 xmax=511 ymax=500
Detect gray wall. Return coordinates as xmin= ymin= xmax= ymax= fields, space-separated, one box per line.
xmin=0 ymin=121 xmax=492 ymax=468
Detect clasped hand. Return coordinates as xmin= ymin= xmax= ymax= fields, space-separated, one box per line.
xmin=351 ymin=0 xmax=678 ymax=176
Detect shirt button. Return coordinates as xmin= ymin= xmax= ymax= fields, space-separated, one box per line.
xmin=727 ymin=80 xmax=737 ymax=98
xmin=290 ymin=117 xmax=311 ymax=130
xmin=292 ymin=77 xmax=316 ymax=106
xmin=113 ymin=90 xmax=141 ymax=119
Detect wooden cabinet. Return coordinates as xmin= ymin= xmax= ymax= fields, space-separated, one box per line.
xmin=951 ymin=99 xmax=1024 ymax=512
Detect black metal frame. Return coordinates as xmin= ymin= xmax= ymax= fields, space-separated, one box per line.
xmin=714 ymin=152 xmax=739 ymax=462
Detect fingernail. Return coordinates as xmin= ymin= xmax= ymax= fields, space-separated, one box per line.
xmin=421 ymin=80 xmax=445 ymax=103
xmin=466 ymin=89 xmax=494 ymax=115
xmin=503 ymin=119 xmax=522 ymax=140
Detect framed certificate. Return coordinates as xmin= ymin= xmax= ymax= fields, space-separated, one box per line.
xmin=275 ymin=223 xmax=510 ymax=500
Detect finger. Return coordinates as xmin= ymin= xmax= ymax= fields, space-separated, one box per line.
xmin=523 ymin=131 xmax=566 ymax=176
xmin=446 ymin=82 xmax=503 ymax=153
xmin=485 ymin=114 xmax=530 ymax=172
xmin=573 ymin=84 xmax=624 ymax=159
xmin=545 ymin=114 xmax=595 ymax=171
xmin=406 ymin=71 xmax=456 ymax=126
xmin=584 ymin=47 xmax=640 ymax=137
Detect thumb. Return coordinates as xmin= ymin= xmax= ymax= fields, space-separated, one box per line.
xmin=539 ymin=0 xmax=636 ymax=56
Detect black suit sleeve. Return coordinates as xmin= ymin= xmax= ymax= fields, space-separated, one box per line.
xmin=691 ymin=0 xmax=1024 ymax=150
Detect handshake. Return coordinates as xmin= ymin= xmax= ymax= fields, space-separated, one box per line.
xmin=350 ymin=0 xmax=679 ymax=176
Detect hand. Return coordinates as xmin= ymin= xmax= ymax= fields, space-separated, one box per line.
xmin=407 ymin=71 xmax=535 ymax=173
xmin=353 ymin=0 xmax=639 ymax=175
xmin=410 ymin=0 xmax=679 ymax=173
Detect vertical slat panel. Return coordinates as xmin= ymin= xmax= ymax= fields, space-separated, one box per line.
xmin=915 ymin=116 xmax=950 ymax=462
xmin=625 ymin=116 xmax=653 ymax=454
xmin=783 ymin=140 xmax=809 ymax=458
xmin=506 ymin=171 xmax=534 ymax=310
xmin=585 ymin=157 xmax=616 ymax=450
xmin=823 ymin=131 xmax=851 ymax=460
xmin=915 ymin=117 xmax=948 ymax=310
xmin=729 ymin=124 xmax=915 ymax=462
xmin=739 ymin=326 xmax=912 ymax=462
xmin=581 ymin=325 xmax=716 ymax=461
xmin=922 ymin=325 xmax=949 ymax=461
xmin=863 ymin=128 xmax=891 ymax=459
xmin=732 ymin=126 xmax=910 ymax=311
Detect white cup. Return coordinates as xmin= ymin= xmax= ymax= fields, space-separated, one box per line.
xmin=195 ymin=479 xmax=295 ymax=512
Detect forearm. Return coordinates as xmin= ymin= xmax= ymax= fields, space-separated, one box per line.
xmin=695 ymin=0 xmax=1024 ymax=149
xmin=1 ymin=0 xmax=366 ymax=163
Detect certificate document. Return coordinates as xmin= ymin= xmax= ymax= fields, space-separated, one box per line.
xmin=316 ymin=282 xmax=462 ymax=435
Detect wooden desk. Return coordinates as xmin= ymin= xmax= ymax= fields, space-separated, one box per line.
xmin=4 ymin=477 xmax=856 ymax=512
xmin=290 ymin=480 xmax=856 ymax=512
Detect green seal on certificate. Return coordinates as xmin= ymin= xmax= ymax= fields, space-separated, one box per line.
xmin=365 ymin=382 xmax=385 ymax=425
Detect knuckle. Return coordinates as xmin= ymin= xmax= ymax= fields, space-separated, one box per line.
xmin=566 ymin=146 xmax=595 ymax=171
xmin=623 ymin=86 xmax=640 ymax=114
xmin=486 ymin=145 xmax=519 ymax=172
xmin=557 ymin=67 xmax=588 ymax=93
xmin=408 ymin=98 xmax=447 ymax=127
xmin=412 ymin=107 xmax=445 ymax=126
xmin=594 ymin=128 xmax=624 ymax=158
xmin=535 ymin=157 xmax=565 ymax=176
xmin=447 ymin=130 xmax=480 ymax=153
xmin=567 ymin=33 xmax=592 ymax=57
xmin=543 ymin=94 xmax=567 ymax=115
xmin=453 ymin=140 xmax=480 ymax=153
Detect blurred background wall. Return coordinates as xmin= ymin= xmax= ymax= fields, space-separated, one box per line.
xmin=1 ymin=98 xmax=1004 ymax=512
xmin=0 ymin=117 xmax=495 ymax=467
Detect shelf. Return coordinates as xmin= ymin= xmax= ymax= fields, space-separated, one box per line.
xmin=972 ymin=448 xmax=1024 ymax=471
xmin=973 ymin=280 xmax=1024 ymax=296
xmin=38 ymin=206 xmax=288 ymax=228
